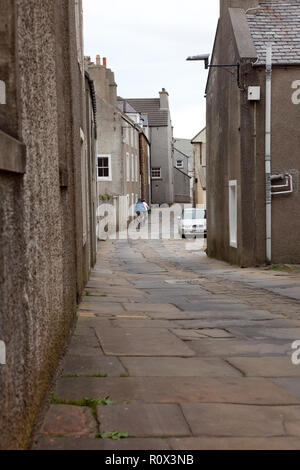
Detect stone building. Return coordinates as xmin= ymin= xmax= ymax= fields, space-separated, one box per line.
xmin=191 ymin=128 xmax=206 ymax=207
xmin=173 ymin=138 xmax=193 ymax=204
xmin=127 ymin=90 xmax=175 ymax=205
xmin=87 ymin=59 xmax=145 ymax=235
xmin=0 ymin=0 xmax=97 ymax=449
xmin=206 ymin=0 xmax=300 ymax=266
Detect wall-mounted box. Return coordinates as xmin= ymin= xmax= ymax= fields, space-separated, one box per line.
xmin=248 ymin=86 xmax=261 ymax=101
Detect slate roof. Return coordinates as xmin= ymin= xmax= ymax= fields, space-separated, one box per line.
xmin=116 ymin=97 xmax=139 ymax=114
xmin=247 ymin=1 xmax=300 ymax=65
xmin=126 ymin=99 xmax=169 ymax=127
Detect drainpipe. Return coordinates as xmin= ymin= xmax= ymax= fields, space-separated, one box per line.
xmin=265 ymin=44 xmax=272 ymax=264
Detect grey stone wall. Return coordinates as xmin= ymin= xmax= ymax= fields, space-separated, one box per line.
xmin=151 ymin=125 xmax=174 ymax=204
xmin=0 ymin=0 xmax=96 ymax=449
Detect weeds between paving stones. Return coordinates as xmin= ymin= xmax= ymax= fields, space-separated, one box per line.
xmin=50 ymin=394 xmax=115 ymax=432
xmin=268 ymin=264 xmax=300 ymax=271
xmin=51 ymin=395 xmax=114 ymax=407
xmin=96 ymin=431 xmax=129 ymax=440
xmin=63 ymin=374 xmax=108 ymax=378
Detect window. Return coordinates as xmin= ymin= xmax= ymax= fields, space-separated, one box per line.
xmin=0 ymin=81 xmax=6 ymax=104
xmin=229 ymin=180 xmax=237 ymax=248
xmin=130 ymin=128 xmax=134 ymax=147
xmin=132 ymin=154 xmax=135 ymax=182
xmin=126 ymin=153 xmax=130 ymax=182
xmin=176 ymin=160 xmax=184 ymax=169
xmin=124 ymin=127 xmax=129 ymax=144
xmin=151 ymin=168 xmax=161 ymax=179
xmin=97 ymin=155 xmax=112 ymax=181
xmin=135 ymin=155 xmax=138 ymax=182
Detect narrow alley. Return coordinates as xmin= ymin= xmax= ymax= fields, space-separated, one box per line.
xmin=33 ymin=215 xmax=300 ymax=450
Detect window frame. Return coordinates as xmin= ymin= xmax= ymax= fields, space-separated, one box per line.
xmin=176 ymin=160 xmax=184 ymax=169
xmin=126 ymin=152 xmax=130 ymax=182
xmin=229 ymin=180 xmax=238 ymax=248
xmin=151 ymin=167 xmax=162 ymax=180
xmin=97 ymin=154 xmax=112 ymax=182
xmin=131 ymin=154 xmax=135 ymax=182
xmin=135 ymin=155 xmax=138 ymax=182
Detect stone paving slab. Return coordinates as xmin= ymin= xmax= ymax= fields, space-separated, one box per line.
xmin=228 ymin=327 xmax=300 ymax=340
xmin=111 ymin=319 xmax=178 ymax=329
xmin=122 ymin=264 xmax=167 ymax=274
xmin=69 ymin=334 xmax=99 ymax=349
xmin=177 ymin=302 xmax=256 ymax=312
xmin=98 ymin=404 xmax=190 ymax=437
xmin=180 ymin=403 xmax=300 ymax=437
xmin=73 ymin=325 xmax=96 ymax=336
xmin=62 ymin=356 xmax=126 ymax=377
xmin=77 ymin=311 xmax=98 ymax=319
xmin=227 ymin=357 xmax=300 ymax=377
xmin=142 ymin=298 xmax=195 ymax=311
xmin=132 ymin=280 xmax=189 ymax=289
xmin=76 ymin=318 xmax=113 ymax=328
xmin=79 ymin=303 xmax=126 ymax=314
xmin=89 ymin=269 xmax=113 ymax=275
xmin=95 ymin=327 xmax=195 ymax=357
xmin=198 ymin=329 xmax=234 ymax=338
xmin=55 ymin=377 xmax=300 ymax=405
xmin=147 ymin=311 xmax=276 ymax=320
xmin=144 ymin=288 xmax=212 ymax=297
xmin=88 ymin=276 xmax=132 ymax=286
xmin=269 ymin=287 xmax=300 ymax=301
xmin=271 ymin=378 xmax=300 ymax=400
xmin=120 ymin=357 xmax=242 ymax=377
xmin=168 ymin=437 xmax=300 ymax=450
xmin=67 ymin=344 xmax=104 ymax=357
xmin=83 ymin=286 xmax=146 ymax=298
xmin=174 ymin=319 xmax=298 ymax=330
xmin=83 ymin=295 xmax=131 ymax=303
xmin=172 ymin=328 xmax=233 ymax=339
xmin=39 ymin=405 xmax=97 ymax=437
xmin=187 ymin=339 xmax=292 ymax=357
xmin=34 ymin=437 xmax=171 ymax=450
xmin=171 ymin=329 xmax=208 ymax=340
xmin=122 ymin=303 xmax=181 ymax=313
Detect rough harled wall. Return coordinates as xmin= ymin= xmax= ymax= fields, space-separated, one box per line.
xmin=262 ymin=67 xmax=300 ymax=264
xmin=0 ymin=0 xmax=93 ymax=449
xmin=139 ymin=133 xmax=150 ymax=205
xmin=206 ymin=8 xmax=243 ymax=266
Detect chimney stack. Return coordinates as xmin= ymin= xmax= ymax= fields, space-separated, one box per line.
xmin=220 ymin=0 xmax=259 ymax=17
xmin=103 ymin=57 xmax=107 ymax=68
xmin=96 ymin=55 xmax=101 ymax=66
xmin=159 ymin=88 xmax=169 ymax=110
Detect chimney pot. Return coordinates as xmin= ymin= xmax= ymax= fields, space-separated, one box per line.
xmin=103 ymin=57 xmax=107 ymax=68
xmin=96 ymin=55 xmax=101 ymax=66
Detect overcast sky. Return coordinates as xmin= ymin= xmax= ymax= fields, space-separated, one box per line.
xmin=83 ymin=0 xmax=220 ymax=139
